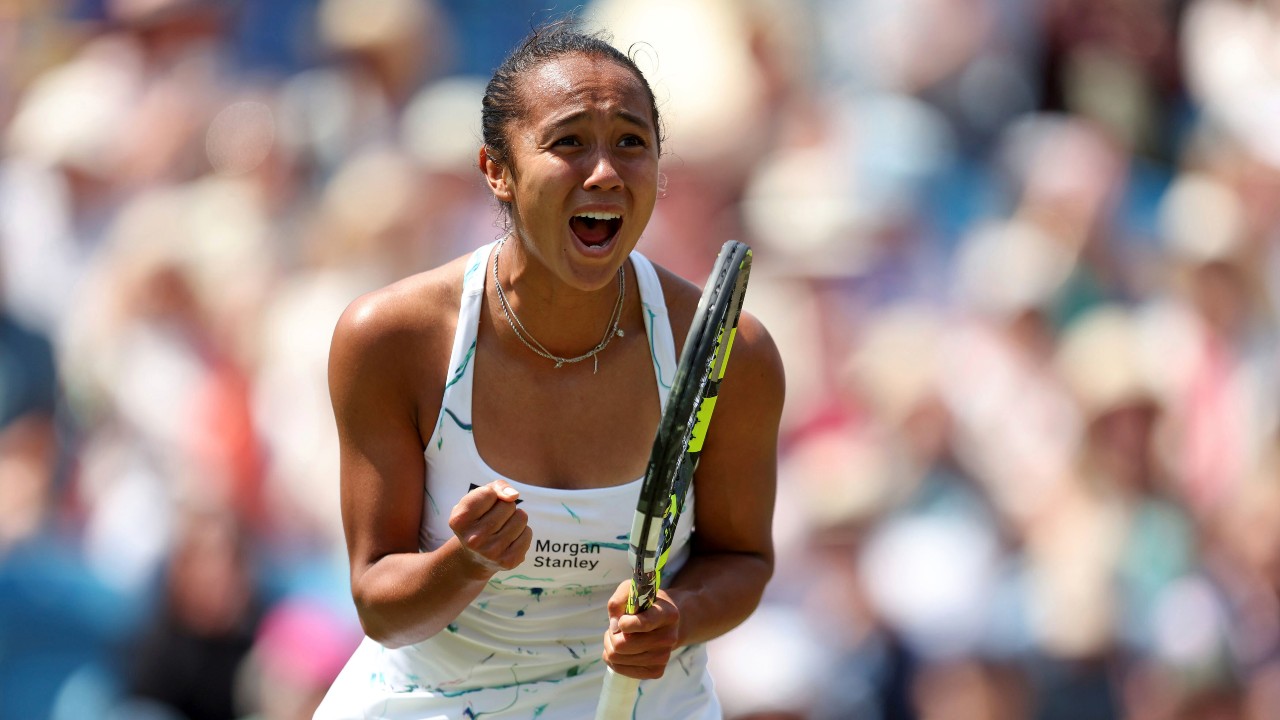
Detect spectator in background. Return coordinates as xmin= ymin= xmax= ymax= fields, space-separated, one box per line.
xmin=0 ymin=278 xmax=59 ymax=549
xmin=1039 ymin=0 xmax=1187 ymax=159
xmin=12 ymin=2 xmax=1280 ymax=718
xmin=1152 ymin=168 xmax=1278 ymax=519
xmin=0 ymin=267 xmax=123 ymax=720
xmin=1 ymin=33 xmax=136 ymax=335
xmin=61 ymin=182 xmax=269 ymax=599
xmin=121 ymin=505 xmax=264 ymax=720
xmin=233 ymin=599 xmax=360 ymax=720
xmin=277 ymin=0 xmax=448 ymax=183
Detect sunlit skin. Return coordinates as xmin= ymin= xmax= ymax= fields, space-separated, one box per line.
xmin=328 ymin=49 xmax=783 ymax=689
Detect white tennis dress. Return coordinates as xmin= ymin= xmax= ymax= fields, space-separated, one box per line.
xmin=314 ymin=242 xmax=721 ymax=719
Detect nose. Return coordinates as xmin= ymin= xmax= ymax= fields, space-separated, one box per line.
xmin=584 ymin=150 xmax=623 ymax=192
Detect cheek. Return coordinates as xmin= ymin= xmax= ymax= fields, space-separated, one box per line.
xmin=623 ymin=158 xmax=659 ymax=195
xmin=633 ymin=169 xmax=660 ymax=209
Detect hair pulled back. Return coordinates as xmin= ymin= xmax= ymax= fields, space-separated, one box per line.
xmin=481 ymin=20 xmax=663 ymax=176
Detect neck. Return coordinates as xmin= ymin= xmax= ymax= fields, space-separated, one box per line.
xmin=489 ymin=236 xmax=630 ymax=367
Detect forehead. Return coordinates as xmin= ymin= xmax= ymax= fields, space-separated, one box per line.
xmin=517 ymin=53 xmax=653 ymax=128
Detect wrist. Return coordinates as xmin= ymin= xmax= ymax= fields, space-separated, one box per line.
xmin=446 ymin=536 xmax=500 ymax=583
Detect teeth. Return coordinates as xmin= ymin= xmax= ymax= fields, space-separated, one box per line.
xmin=575 ymin=211 xmax=620 ymax=221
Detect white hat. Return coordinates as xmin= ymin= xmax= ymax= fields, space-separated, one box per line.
xmin=1157 ymin=172 xmax=1245 ymax=265
xmin=952 ymin=219 xmax=1075 ymax=317
xmin=400 ymin=77 xmax=486 ymax=174
xmin=1055 ymin=305 xmax=1160 ymax=418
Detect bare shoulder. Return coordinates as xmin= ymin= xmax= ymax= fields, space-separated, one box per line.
xmin=328 ymin=253 xmax=476 ymax=420
xmin=332 ymin=257 xmax=468 ymax=354
xmin=652 ymin=261 xmax=784 ymax=404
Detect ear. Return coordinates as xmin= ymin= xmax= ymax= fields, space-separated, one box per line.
xmin=479 ymin=146 xmax=514 ymax=203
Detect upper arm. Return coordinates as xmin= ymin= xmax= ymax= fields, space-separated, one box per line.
xmin=328 ymin=292 xmax=435 ymax=587
xmin=690 ymin=311 xmax=785 ymax=563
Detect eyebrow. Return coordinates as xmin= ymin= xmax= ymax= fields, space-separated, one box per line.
xmin=545 ymin=108 xmax=653 ymax=133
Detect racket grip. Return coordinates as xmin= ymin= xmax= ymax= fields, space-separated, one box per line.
xmin=595 ymin=667 xmax=640 ymax=720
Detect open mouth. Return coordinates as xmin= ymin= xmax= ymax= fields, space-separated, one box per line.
xmin=569 ymin=211 xmax=623 ymax=248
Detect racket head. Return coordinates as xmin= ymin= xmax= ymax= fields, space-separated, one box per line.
xmin=625 ymin=240 xmax=752 ymax=612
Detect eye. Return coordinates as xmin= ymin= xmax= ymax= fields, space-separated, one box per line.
xmin=553 ymin=136 xmax=582 ymax=147
xmin=618 ymin=134 xmax=648 ymax=148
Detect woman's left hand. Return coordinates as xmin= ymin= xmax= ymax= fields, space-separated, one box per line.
xmin=602 ymin=580 xmax=683 ymax=679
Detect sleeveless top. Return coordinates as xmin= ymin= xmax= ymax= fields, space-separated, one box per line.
xmin=314 ymin=242 xmax=721 ymax=719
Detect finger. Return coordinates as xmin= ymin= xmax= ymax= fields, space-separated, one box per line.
xmin=489 ymin=480 xmax=521 ymax=503
xmin=498 ymin=525 xmax=533 ymax=568
xmin=606 ymin=580 xmax=632 ymax=618
xmin=496 ymin=507 xmax=530 ymax=543
xmin=450 ymin=488 xmax=519 ymax=537
xmin=454 ymin=481 xmax=520 ymax=521
xmin=615 ymin=600 xmax=679 ymax=635
xmin=458 ymin=506 xmax=526 ymax=557
xmin=450 ymin=485 xmax=502 ymax=526
xmin=604 ymin=658 xmax=669 ymax=681
xmin=609 ymin=623 xmax=680 ymax=656
xmin=602 ymin=631 xmax=672 ymax=677
xmin=491 ymin=510 xmax=532 ymax=566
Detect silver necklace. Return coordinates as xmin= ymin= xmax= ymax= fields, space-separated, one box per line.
xmin=492 ymin=236 xmax=625 ymax=374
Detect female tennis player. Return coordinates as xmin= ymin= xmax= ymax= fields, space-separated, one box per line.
xmin=314 ymin=20 xmax=784 ymax=720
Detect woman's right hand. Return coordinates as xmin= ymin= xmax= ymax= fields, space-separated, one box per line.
xmin=448 ymin=480 xmax=532 ymax=575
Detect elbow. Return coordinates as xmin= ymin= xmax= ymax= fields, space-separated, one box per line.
xmin=355 ymin=608 xmax=435 ymax=649
xmin=750 ymin=552 xmax=775 ymax=602
xmin=757 ymin=548 xmax=775 ymax=580
xmin=353 ymin=601 xmax=399 ymax=648
xmin=359 ymin=620 xmax=408 ymax=649
xmin=352 ymin=589 xmax=434 ymax=649
xmin=732 ymin=550 xmax=774 ymax=614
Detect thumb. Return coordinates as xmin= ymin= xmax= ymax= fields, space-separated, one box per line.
xmin=607 ymin=580 xmax=633 ymax=618
xmin=475 ymin=480 xmax=521 ymax=503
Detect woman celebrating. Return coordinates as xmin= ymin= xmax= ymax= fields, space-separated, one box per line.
xmin=315 ymin=21 xmax=784 ymax=719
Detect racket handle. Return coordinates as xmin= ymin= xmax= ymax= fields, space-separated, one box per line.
xmin=595 ymin=667 xmax=640 ymax=720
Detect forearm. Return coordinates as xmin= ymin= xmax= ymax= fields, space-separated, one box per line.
xmin=352 ymin=536 xmax=493 ymax=648
xmin=665 ymin=550 xmax=773 ymax=647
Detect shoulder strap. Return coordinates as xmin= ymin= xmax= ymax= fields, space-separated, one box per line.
xmin=630 ymin=251 xmax=677 ymax=412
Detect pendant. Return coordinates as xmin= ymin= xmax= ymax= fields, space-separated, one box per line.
xmin=554 ymin=360 xmax=565 ymax=369
xmin=616 ymin=328 xmax=625 ymax=337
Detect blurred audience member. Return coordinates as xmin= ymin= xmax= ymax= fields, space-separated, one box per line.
xmin=5 ymin=3 xmax=1280 ymax=718
xmin=1152 ymin=169 xmax=1277 ymax=518
xmin=0 ymin=276 xmax=128 ymax=720
xmin=123 ymin=505 xmax=264 ymax=720
xmin=1040 ymin=0 xmax=1186 ymax=157
xmin=0 ymin=289 xmax=59 ymax=548
xmin=234 ymin=599 xmax=360 ymax=720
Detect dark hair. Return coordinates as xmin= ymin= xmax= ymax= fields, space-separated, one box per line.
xmin=481 ymin=20 xmax=663 ymax=177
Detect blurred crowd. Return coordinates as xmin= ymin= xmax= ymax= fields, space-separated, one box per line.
xmin=3 ymin=0 xmax=1280 ymax=719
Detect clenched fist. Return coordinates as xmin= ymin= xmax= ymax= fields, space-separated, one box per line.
xmin=602 ymin=581 xmax=683 ymax=679
xmin=448 ymin=480 xmax=533 ymax=575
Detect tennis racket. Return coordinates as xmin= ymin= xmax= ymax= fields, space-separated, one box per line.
xmin=594 ymin=240 xmax=752 ymax=720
